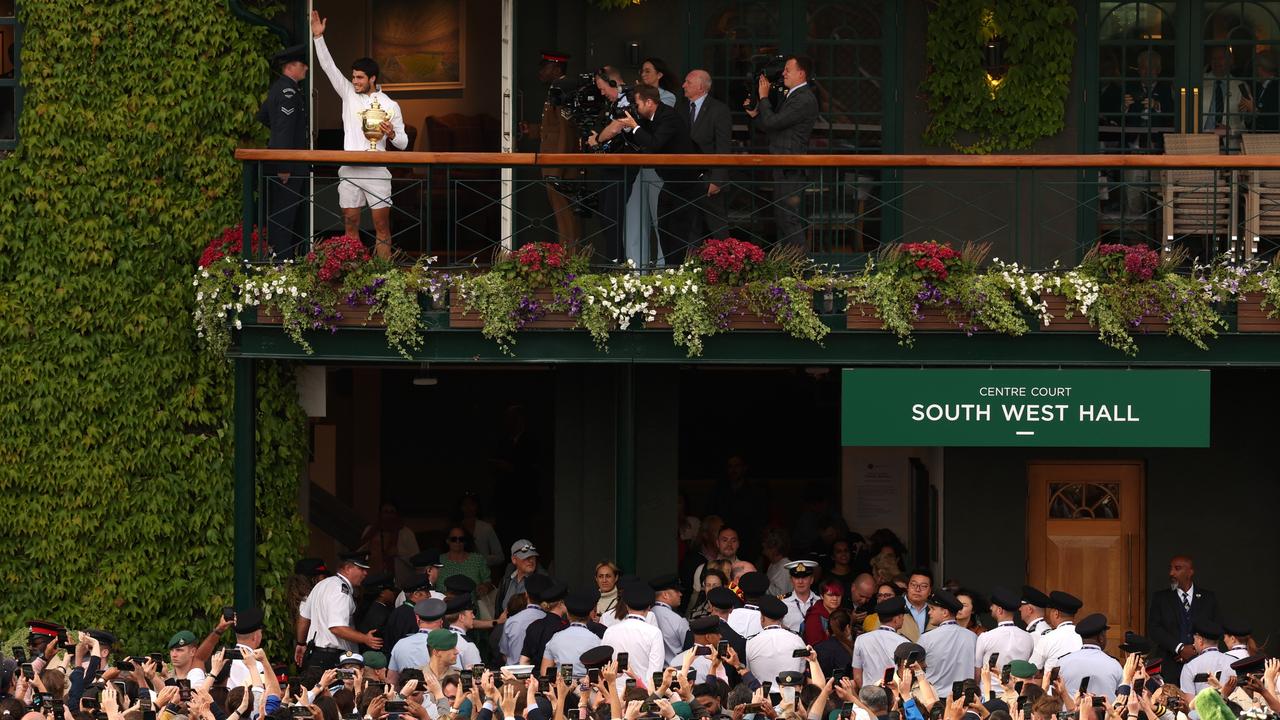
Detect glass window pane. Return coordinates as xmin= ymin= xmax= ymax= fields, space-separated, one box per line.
xmin=1202 ymin=2 xmax=1280 ymax=140
xmin=0 ymin=86 xmax=15 ymax=140
xmin=0 ymin=1 xmax=13 ymax=19
xmin=0 ymin=27 xmax=13 ymax=78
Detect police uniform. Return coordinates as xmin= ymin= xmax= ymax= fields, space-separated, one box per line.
xmin=1180 ymin=621 xmax=1235 ymax=697
xmin=650 ymin=575 xmax=691 ymax=664
xmin=745 ymin=597 xmax=806 ymax=686
xmin=684 ymin=588 xmax=748 ymax=662
xmin=1056 ymin=615 xmax=1123 ymax=701
xmin=780 ymin=561 xmax=821 ymax=634
xmin=728 ymin=572 xmax=770 ymax=639
xmin=1223 ymin=621 xmax=1252 ymax=661
xmin=852 ymin=597 xmax=909 ymax=684
xmin=676 ymin=615 xmax=730 ymax=684
xmin=256 ymin=44 xmax=310 ymax=259
xmin=301 ymin=552 xmax=367 ymax=670
xmin=601 ymin=585 xmax=666 ymax=686
xmin=918 ymin=592 xmax=978 ymax=697
xmin=545 ymin=621 xmax=603 ymax=678
xmin=1029 ymin=592 xmax=1083 ymax=672
xmin=1021 ymin=586 xmax=1053 ymax=657
xmin=976 ymin=588 xmax=1035 ymax=695
xmin=388 ymin=599 xmax=448 ymax=674
xmin=394 ymin=551 xmax=446 ymax=607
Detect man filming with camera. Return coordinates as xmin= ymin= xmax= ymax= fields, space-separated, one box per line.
xmin=744 ymin=55 xmax=819 ymax=248
xmin=584 ymin=66 xmax=633 ymax=261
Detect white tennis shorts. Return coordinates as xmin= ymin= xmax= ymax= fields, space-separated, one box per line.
xmin=337 ymin=165 xmax=393 ymax=210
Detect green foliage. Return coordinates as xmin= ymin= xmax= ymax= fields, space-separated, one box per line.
xmin=0 ymin=0 xmax=306 ymax=658
xmin=922 ymin=0 xmax=1077 ymax=153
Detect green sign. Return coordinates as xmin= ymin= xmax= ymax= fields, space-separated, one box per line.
xmin=841 ymin=369 xmax=1209 ymax=447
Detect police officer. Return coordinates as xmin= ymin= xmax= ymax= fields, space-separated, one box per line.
xmin=500 ymin=574 xmax=553 ymax=665
xmin=729 ymin=572 xmax=770 ymax=639
xmin=781 ymin=560 xmax=821 ymax=634
xmin=387 ymin=598 xmax=447 ymax=683
xmin=1179 ymin=620 xmax=1234 ymax=697
xmin=297 ymin=551 xmax=381 ymax=671
xmin=975 ymin=587 xmax=1034 ymax=694
xmin=257 ymin=43 xmax=310 ymax=259
xmin=1030 ymin=591 xmax=1083 ymax=673
xmin=650 ymin=574 xmax=691 ymax=664
xmin=444 ymin=593 xmax=483 ymax=671
xmin=543 ymin=589 xmax=604 ymax=678
xmin=851 ymin=595 xmax=909 ymax=689
xmin=918 ymin=589 xmax=977 ymax=697
xmin=520 ymin=578 xmax=571 ymax=669
xmin=1056 ymin=614 xmax=1123 ymax=701
xmin=1223 ymin=621 xmax=1253 ymax=660
xmin=745 ymin=596 xmax=806 ymax=688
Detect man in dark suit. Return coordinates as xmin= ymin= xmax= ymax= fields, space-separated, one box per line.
xmin=1147 ymin=555 xmax=1220 ymax=683
xmin=610 ymin=85 xmax=700 ymax=265
xmin=744 ymin=55 xmax=819 ymax=248
xmin=682 ymin=69 xmax=734 ymax=246
xmin=1242 ymin=51 xmax=1280 ymax=132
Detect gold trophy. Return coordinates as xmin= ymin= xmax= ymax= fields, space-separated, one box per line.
xmin=358 ymin=97 xmax=391 ymax=150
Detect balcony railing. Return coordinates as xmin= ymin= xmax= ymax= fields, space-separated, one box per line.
xmin=236 ymin=149 xmax=1280 ymax=270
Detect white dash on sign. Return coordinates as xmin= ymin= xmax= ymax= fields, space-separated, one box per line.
xmin=1015 ymin=431 xmax=1035 ymax=436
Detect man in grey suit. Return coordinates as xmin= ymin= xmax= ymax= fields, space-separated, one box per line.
xmin=683 ymin=70 xmax=733 ymax=246
xmin=745 ymin=55 xmax=819 ymax=248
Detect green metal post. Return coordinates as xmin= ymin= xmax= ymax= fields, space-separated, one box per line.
xmin=233 ymin=358 xmax=257 ymax=610
xmin=615 ymin=365 xmax=636 ymax=572
xmin=243 ymin=161 xmax=255 ymax=259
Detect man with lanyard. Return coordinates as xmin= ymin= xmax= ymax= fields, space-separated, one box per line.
xmin=444 ymin=593 xmax=482 ymax=671
xmin=728 ymin=572 xmax=769 ymax=639
xmin=519 ymin=578 xmax=571 ymax=669
xmin=851 ymin=595 xmax=909 ymax=690
xmin=675 ymin=616 xmax=728 ymax=684
xmin=1180 ymin=620 xmax=1234 ymax=697
xmin=1019 ymin=586 xmax=1052 ymax=656
xmin=781 ymin=560 xmax=820 ymax=634
xmin=601 ymin=583 xmax=666 ymax=687
xmin=1057 ymin=614 xmax=1123 ymax=702
xmin=499 ymin=574 xmax=551 ymax=665
xmin=1029 ymin=591 xmax=1082 ymax=673
xmin=974 ymin=587 xmax=1032 ymax=695
xmin=745 ymin=596 xmax=805 ymax=691
xmin=227 ymin=607 xmax=267 ymax=689
xmin=296 ymin=551 xmax=382 ymax=671
xmin=650 ymin=574 xmax=691 ymax=664
xmin=395 ymin=551 xmax=445 ymax=607
xmin=689 ymin=587 xmax=747 ymax=661
xmin=542 ymin=589 xmax=603 ymax=679
xmin=310 ymin=10 xmax=408 ymax=261
xmin=386 ymin=577 xmax=438 ymax=652
xmin=918 ymin=590 xmax=977 ymax=697
xmin=387 ymin=598 xmax=447 ymax=684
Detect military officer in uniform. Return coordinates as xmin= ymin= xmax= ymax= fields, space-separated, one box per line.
xmin=297 ymin=551 xmax=381 ymax=671
xmin=257 ymin=43 xmax=310 ymax=259
xmin=650 ymin=574 xmax=691 ymax=664
xmin=851 ymin=595 xmax=909 ymax=689
xmin=781 ymin=560 xmax=821 ymax=634
xmin=745 ymin=596 xmax=806 ymax=686
xmin=975 ymin=587 xmax=1034 ymax=694
xmin=729 ymin=572 xmax=770 ymax=639
xmin=387 ymin=598 xmax=448 ymax=683
xmin=1180 ymin=620 xmax=1235 ymax=697
xmin=601 ymin=583 xmax=667 ymax=685
xmin=543 ymin=589 xmax=604 ymax=678
xmin=1030 ymin=591 xmax=1082 ymax=673
xmin=918 ymin=589 xmax=977 ymax=696
xmin=1056 ymin=614 xmax=1123 ymax=701
xmin=1020 ymin=586 xmax=1052 ymax=651
xmin=520 ymin=51 xmax=582 ymax=244
xmin=444 ymin=593 xmax=482 ymax=670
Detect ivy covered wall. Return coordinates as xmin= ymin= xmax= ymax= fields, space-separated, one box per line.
xmin=0 ymin=1 xmax=307 ymax=656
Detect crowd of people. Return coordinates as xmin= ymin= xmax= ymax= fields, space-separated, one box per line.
xmin=6 ymin=513 xmax=1277 ymax=720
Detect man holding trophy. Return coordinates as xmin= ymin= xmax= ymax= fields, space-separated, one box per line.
xmin=312 ymin=11 xmax=408 ymax=260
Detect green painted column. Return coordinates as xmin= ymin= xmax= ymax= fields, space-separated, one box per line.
xmin=234 ymin=358 xmax=257 ymax=609
xmin=615 ymin=365 xmax=636 ymax=572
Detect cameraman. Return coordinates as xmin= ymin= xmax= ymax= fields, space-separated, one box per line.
xmin=744 ymin=55 xmax=819 ymax=248
xmin=610 ymin=85 xmax=699 ymax=265
xmin=585 ymin=66 xmax=632 ymax=261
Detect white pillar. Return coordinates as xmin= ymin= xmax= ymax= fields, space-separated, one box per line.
xmin=500 ymin=0 xmax=515 ymax=250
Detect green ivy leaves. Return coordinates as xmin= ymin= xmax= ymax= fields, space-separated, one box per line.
xmin=922 ymin=0 xmax=1077 ymax=153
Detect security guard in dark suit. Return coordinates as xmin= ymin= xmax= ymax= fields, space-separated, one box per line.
xmin=257 ymin=44 xmax=310 ymax=259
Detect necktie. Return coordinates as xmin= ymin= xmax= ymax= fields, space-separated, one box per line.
xmin=689 ymin=101 xmax=697 ymax=126
xmin=1182 ymin=591 xmax=1192 ymax=612
xmin=1213 ymin=80 xmax=1225 ymax=126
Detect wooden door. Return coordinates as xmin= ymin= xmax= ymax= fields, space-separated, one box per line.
xmin=1027 ymin=462 xmax=1144 ymax=651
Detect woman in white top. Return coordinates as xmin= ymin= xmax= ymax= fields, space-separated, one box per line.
xmin=595 ymin=560 xmax=622 ymax=627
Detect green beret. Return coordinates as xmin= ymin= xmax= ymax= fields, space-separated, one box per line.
xmin=427 ymin=629 xmax=458 ymax=651
xmin=362 ymin=651 xmax=388 ymax=670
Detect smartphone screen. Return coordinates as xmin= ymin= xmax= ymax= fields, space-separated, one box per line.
xmin=717 ymin=640 xmax=729 ymax=656
xmin=1193 ymin=673 xmax=1209 ymax=683
xmin=791 ymin=647 xmax=809 ymax=658
xmin=695 ymin=645 xmax=712 ymax=656
xmin=616 ymin=652 xmax=629 ymax=672
xmin=883 ymin=668 xmax=895 ymax=686
xmin=652 ymin=672 xmax=664 ymax=688
xmin=952 ymin=681 xmax=964 ymax=698
xmin=1079 ymin=677 xmax=1090 ymax=694
xmin=988 ymin=654 xmax=999 ymax=670
xmin=588 ymin=668 xmax=600 ymax=684
xmin=1000 ymin=665 xmax=1012 ymax=685
xmin=1048 ymin=667 xmax=1060 ymax=685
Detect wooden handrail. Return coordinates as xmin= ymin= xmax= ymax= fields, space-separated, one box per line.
xmin=234 ymin=148 xmax=1280 ymax=168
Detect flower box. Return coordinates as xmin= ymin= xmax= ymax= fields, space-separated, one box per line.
xmin=1237 ymin=292 xmax=1280 ymax=332
xmin=1037 ymin=293 xmax=1093 ymax=331
xmin=645 ymin=306 xmax=784 ymax=330
xmin=448 ymin=288 xmax=578 ymax=330
xmin=257 ymin=302 xmax=386 ymax=328
xmin=845 ymin=303 xmax=977 ymax=331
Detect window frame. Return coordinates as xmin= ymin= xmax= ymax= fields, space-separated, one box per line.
xmin=0 ymin=1 xmax=21 ymax=151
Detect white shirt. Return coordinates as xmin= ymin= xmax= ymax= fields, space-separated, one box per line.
xmin=302 ymin=573 xmax=358 ymax=651
xmin=1030 ymin=621 xmax=1082 ymax=672
xmin=601 ymin=614 xmax=665 ymax=687
xmin=448 ymin=626 xmax=482 ymax=670
xmin=675 ymin=644 xmax=727 ymax=684
xmin=1181 ymin=647 xmax=1236 ymax=696
xmin=728 ymin=606 xmax=763 ymax=639
xmin=781 ymin=591 xmax=819 ymax=635
xmin=183 ymin=667 xmax=207 ymax=684
xmin=975 ymin=622 xmax=1034 ymax=694
xmin=313 ymin=36 xmax=408 ymax=155
xmin=766 ymin=559 xmax=791 ymax=596
xmin=1058 ymin=644 xmax=1124 ymax=701
xmin=745 ymin=624 xmax=806 ymax=686
xmin=852 ymin=626 xmax=908 ymax=681
xmin=226 ymin=643 xmax=265 ymax=689
xmin=1226 ymin=645 xmax=1250 ymax=661
xmin=786 ymin=82 xmax=809 ymax=98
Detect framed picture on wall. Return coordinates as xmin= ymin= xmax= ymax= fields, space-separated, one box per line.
xmin=368 ymin=0 xmax=465 ymax=90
